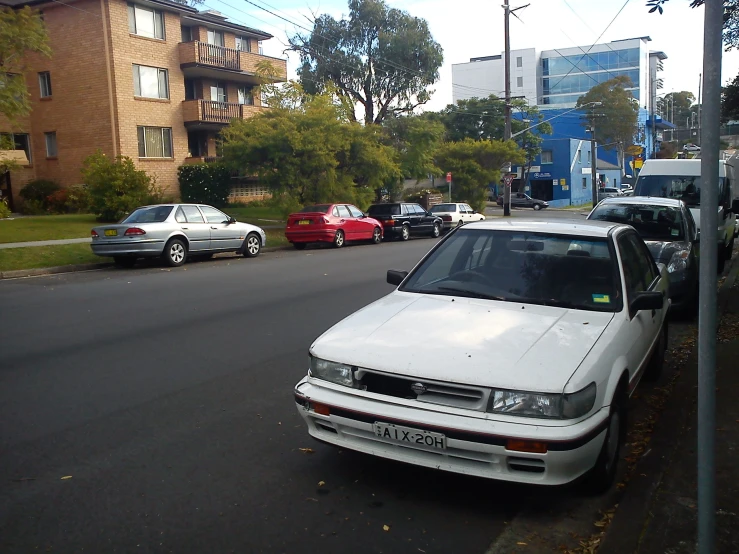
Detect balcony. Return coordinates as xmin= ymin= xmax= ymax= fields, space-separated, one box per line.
xmin=183 ymin=100 xmax=265 ymax=128
xmin=178 ymin=41 xmax=287 ymax=85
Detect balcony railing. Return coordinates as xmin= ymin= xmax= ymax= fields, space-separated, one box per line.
xmin=198 ymin=42 xmax=240 ymax=70
xmin=183 ymin=100 xmax=265 ymax=124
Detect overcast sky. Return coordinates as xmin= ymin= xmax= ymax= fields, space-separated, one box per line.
xmin=206 ymin=0 xmax=739 ymax=113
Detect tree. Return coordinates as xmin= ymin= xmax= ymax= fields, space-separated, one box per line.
xmin=576 ymin=75 xmax=640 ymax=171
xmin=219 ymin=85 xmax=401 ymax=208
xmin=657 ymin=91 xmax=696 ymax=126
xmin=289 ymin=0 xmax=443 ymax=125
xmin=510 ymin=100 xmax=552 ymax=192
xmin=434 ymin=139 xmax=524 ymax=212
xmin=722 ymin=73 xmax=739 ymax=122
xmin=437 ymin=95 xmax=506 ymax=142
xmin=647 ymin=1 xmax=739 ymax=49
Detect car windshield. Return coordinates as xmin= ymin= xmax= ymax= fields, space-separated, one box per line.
xmin=589 ymin=203 xmax=685 ymax=241
xmin=300 ymin=205 xmax=331 ymax=213
xmin=122 ymin=206 xmax=173 ymax=224
xmin=430 ymin=204 xmax=456 ymax=213
xmin=634 ymin=174 xmax=727 ymax=208
xmin=400 ymin=229 xmax=621 ymax=312
xmin=368 ymin=204 xmax=400 ymax=216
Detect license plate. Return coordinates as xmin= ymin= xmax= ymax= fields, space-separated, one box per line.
xmin=374 ymin=422 xmax=446 ymax=450
xmin=104 ymin=229 xmax=117 ymax=236
xmin=298 ymin=220 xmax=310 ymax=225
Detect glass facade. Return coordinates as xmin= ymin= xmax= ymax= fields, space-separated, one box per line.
xmin=543 ymin=69 xmax=639 ymax=96
xmin=542 ymin=48 xmax=640 ymax=76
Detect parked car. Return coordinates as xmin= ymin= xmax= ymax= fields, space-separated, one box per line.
xmin=429 ymin=202 xmax=486 ymax=230
xmin=496 ymin=192 xmax=549 ymax=210
xmin=285 ymin=204 xmax=383 ymax=250
xmin=683 ymin=143 xmax=701 ymax=152
xmin=366 ymin=202 xmax=443 ymax=241
xmin=294 ymin=219 xmax=670 ymax=492
xmin=90 ymin=204 xmax=266 ymax=268
xmin=588 ymin=197 xmax=699 ymax=311
xmin=597 ymin=187 xmax=623 ymax=203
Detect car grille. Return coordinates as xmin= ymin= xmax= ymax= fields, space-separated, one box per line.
xmin=358 ymin=370 xmax=490 ymax=411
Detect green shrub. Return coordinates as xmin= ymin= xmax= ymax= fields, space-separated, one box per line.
xmin=178 ymin=163 xmax=232 ymax=208
xmin=0 ymin=198 xmax=11 ymax=219
xmin=46 ymin=188 xmax=70 ymax=214
xmin=19 ymin=198 xmax=46 ymax=215
xmin=82 ymin=151 xmax=154 ymax=222
xmin=267 ymin=192 xmax=302 ymax=217
xmin=65 ymin=184 xmax=91 ymax=213
xmin=19 ymin=179 xmax=60 ymax=211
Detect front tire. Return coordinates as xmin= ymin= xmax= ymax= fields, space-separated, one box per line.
xmin=243 ymin=233 xmax=261 ymax=258
xmin=586 ymin=388 xmax=627 ymax=494
xmin=431 ymin=222 xmax=440 ymax=238
xmin=400 ymin=224 xmax=410 ymax=241
xmin=371 ymin=227 xmax=382 ymax=244
xmin=113 ymin=256 xmax=136 ymax=268
xmin=162 ymin=238 xmax=187 ymax=267
xmin=333 ymin=229 xmax=345 ymax=248
xmin=533 ymin=204 xmax=542 ymax=211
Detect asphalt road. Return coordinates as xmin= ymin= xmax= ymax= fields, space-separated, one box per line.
xmin=0 ymin=215 xmax=695 ymax=554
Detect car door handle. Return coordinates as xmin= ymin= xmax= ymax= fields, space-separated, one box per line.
xmin=182 ymin=227 xmax=189 ymax=230
xmin=211 ymin=226 xmax=218 ymax=230
xmin=340 ymin=219 xmax=345 ymax=223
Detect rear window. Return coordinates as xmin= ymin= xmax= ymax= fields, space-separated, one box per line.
xmin=122 ymin=206 xmax=173 ymax=224
xmin=430 ymin=204 xmax=456 ymax=213
xmin=300 ymin=205 xmax=331 ymax=213
xmin=368 ymin=204 xmax=401 ymax=216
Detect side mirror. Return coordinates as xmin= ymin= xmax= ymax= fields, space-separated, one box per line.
xmin=630 ymin=291 xmax=663 ymax=313
xmin=227 ymin=216 xmax=236 ymax=224
xmin=387 ymin=269 xmax=409 ymax=286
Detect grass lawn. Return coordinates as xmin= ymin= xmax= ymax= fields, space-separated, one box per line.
xmin=0 ymin=228 xmax=290 ymax=272
xmin=0 ymin=214 xmax=98 ymax=244
xmin=558 ymin=202 xmax=593 ymax=211
xmin=225 ymin=205 xmax=285 ymax=224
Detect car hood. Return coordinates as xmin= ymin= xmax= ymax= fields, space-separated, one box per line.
xmin=644 ymin=240 xmax=690 ymax=263
xmin=310 ymin=292 xmax=614 ymax=393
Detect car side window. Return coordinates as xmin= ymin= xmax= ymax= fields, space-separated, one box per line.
xmin=200 ymin=206 xmax=229 ymax=224
xmin=182 ymin=206 xmax=205 ymax=223
xmin=401 ymin=204 xmax=410 ymax=216
xmin=629 ymin=233 xmax=659 ymax=287
xmin=332 ymin=206 xmax=340 ymax=217
xmin=617 ymin=233 xmax=647 ymax=301
xmin=175 ymin=207 xmax=187 ymax=223
xmin=414 ymin=204 xmax=426 ymax=215
xmin=347 ymin=205 xmax=364 ymax=218
xmin=463 ymin=204 xmax=473 ymax=213
xmin=337 ymin=205 xmax=351 ymax=218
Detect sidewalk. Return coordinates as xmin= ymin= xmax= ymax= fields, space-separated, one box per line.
xmin=601 ymin=266 xmax=739 ymax=553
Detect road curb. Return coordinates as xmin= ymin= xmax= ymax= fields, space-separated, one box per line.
xmin=598 ymin=253 xmax=739 ymax=554
xmin=0 ymin=245 xmax=294 ymax=280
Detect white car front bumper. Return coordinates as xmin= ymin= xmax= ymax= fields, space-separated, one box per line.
xmin=294 ymin=377 xmax=609 ymax=486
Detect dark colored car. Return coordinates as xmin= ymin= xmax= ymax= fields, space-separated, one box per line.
xmin=496 ymin=192 xmax=549 ymax=210
xmin=366 ymin=202 xmax=443 ymax=241
xmin=587 ymin=196 xmax=699 ymax=311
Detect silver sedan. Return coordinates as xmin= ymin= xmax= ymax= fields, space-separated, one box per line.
xmin=91 ymin=204 xmax=266 ymax=267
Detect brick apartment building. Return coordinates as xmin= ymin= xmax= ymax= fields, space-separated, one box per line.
xmin=0 ymin=0 xmax=287 ymax=212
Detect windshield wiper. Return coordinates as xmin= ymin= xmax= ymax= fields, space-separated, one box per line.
xmin=429 ymin=286 xmax=506 ymax=300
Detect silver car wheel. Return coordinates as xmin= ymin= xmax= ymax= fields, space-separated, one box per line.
xmin=247 ymin=236 xmax=260 ymax=255
xmin=170 ymin=243 xmax=185 ymax=264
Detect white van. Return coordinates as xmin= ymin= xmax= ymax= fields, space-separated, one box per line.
xmin=634 ymin=158 xmax=737 ymax=272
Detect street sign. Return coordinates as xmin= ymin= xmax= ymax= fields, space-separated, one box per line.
xmin=626 ymin=145 xmax=644 ymax=156
xmin=503 ymin=174 xmax=515 ymax=187
xmin=446 ymin=172 xmax=452 ymax=183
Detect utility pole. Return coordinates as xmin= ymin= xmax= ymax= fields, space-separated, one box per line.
xmin=698 ymin=72 xmax=702 ymax=146
xmin=502 ymin=0 xmax=512 ymax=217
xmin=698 ymin=2 xmax=721 ymax=552
xmin=590 ymin=123 xmax=598 ymax=206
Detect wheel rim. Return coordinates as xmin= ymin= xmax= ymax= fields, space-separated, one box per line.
xmin=247 ymin=237 xmax=260 ymax=255
xmin=170 ymin=243 xmax=185 ymax=263
xmin=456 ymin=220 xmax=463 ymax=227
xmin=336 ymin=231 xmax=344 ymax=246
xmin=534 ymin=205 xmax=541 ymax=210
xmin=402 ymin=226 xmax=409 ymax=239
xmin=433 ymin=224 xmax=440 ymax=237
xmin=605 ymin=411 xmax=620 ymax=471
xmin=373 ymin=228 xmax=381 ymax=243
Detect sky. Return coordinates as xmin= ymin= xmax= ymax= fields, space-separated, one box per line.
xmin=202 ymin=0 xmax=739 ymax=113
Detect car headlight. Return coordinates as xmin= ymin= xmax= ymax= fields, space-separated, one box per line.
xmin=309 ymin=357 xmax=356 ymax=387
xmin=490 ymin=382 xmax=596 ymax=419
xmin=667 ymin=247 xmax=691 ymax=273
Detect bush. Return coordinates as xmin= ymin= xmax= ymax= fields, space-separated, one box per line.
xmin=267 ymin=192 xmax=302 ymax=217
xmin=19 ymin=179 xmax=61 ymax=212
xmin=19 ymin=198 xmax=46 ymax=215
xmin=0 ymin=198 xmax=11 ymax=219
xmin=46 ymin=188 xmax=70 ymax=214
xmin=65 ymin=184 xmax=91 ymax=213
xmin=82 ymin=151 xmax=155 ymax=222
xmin=178 ymin=163 xmax=232 ymax=208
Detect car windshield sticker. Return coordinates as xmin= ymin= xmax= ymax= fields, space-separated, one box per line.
xmin=671 ymin=229 xmax=679 ymax=236
xmin=592 ymin=294 xmax=611 ymax=304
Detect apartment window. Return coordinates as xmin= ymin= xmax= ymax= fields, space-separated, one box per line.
xmin=137 ymin=126 xmax=173 ymax=158
xmin=38 ymin=72 xmax=52 ymax=98
xmin=128 ymin=4 xmax=165 ymax=40
xmin=235 ymin=36 xmax=251 ymax=52
xmin=516 ymin=76 xmax=523 ymax=88
xmin=516 ymin=56 xmax=523 ymax=68
xmin=207 ymin=29 xmax=224 ymax=47
xmin=237 ymin=86 xmax=253 ymax=105
xmin=577 ymin=149 xmax=582 ymax=163
xmin=583 ymin=177 xmax=587 ymax=189
xmin=258 ymin=40 xmax=263 ymax=55
xmin=44 ymin=132 xmax=57 ymax=158
xmin=133 ymin=65 xmax=169 ymax=99
xmin=541 ymin=150 xmax=553 ymax=164
xmin=587 ymin=150 xmax=591 ymax=163
xmin=181 ymin=25 xmax=192 ymax=42
xmin=210 ymin=82 xmax=226 ymax=103
xmin=0 ymin=133 xmax=31 ymax=164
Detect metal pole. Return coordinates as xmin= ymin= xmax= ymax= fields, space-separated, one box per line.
xmin=502 ymin=0 xmax=512 ymax=217
xmin=698 ymin=72 xmax=703 ymax=146
xmin=448 ymin=179 xmax=451 ymax=202
xmin=591 ymin=123 xmax=598 ymax=206
xmin=698 ymin=2 xmax=722 ymax=553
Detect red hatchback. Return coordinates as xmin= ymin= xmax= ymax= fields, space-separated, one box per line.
xmin=285 ymin=203 xmax=384 ymax=249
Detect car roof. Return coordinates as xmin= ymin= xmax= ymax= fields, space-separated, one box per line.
xmin=462 ymin=218 xmax=624 ymax=238
xmin=596 ymin=196 xmax=684 ymax=208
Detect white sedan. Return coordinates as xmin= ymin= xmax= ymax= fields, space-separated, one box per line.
xmin=429 ymin=202 xmax=486 ymax=230
xmin=294 ymin=220 xmax=670 ymax=492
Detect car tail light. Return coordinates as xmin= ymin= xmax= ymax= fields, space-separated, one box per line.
xmin=384 ymin=219 xmax=395 ymax=226
xmin=441 ymin=215 xmax=452 ymax=222
xmin=124 ymin=227 xmax=146 ymax=236
xmin=91 ymin=230 xmax=98 ymax=237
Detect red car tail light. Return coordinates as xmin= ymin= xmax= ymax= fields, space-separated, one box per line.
xmin=124 ymin=227 xmax=146 ymax=236
xmin=91 ymin=230 xmax=99 ymax=237
xmin=441 ymin=215 xmax=452 ymax=222
xmin=384 ymin=219 xmax=395 ymax=226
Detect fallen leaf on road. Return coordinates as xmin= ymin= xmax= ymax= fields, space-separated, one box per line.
xmin=318 ymin=481 xmax=326 ymax=487
xmin=383 ymin=525 xmax=390 ymax=532
xmin=516 ymin=542 xmax=528 ymax=545
xmin=306 ymin=497 xmax=319 ymax=502
xmin=60 ymin=476 xmax=72 ymax=480
xmin=299 ymin=448 xmax=315 ymax=454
